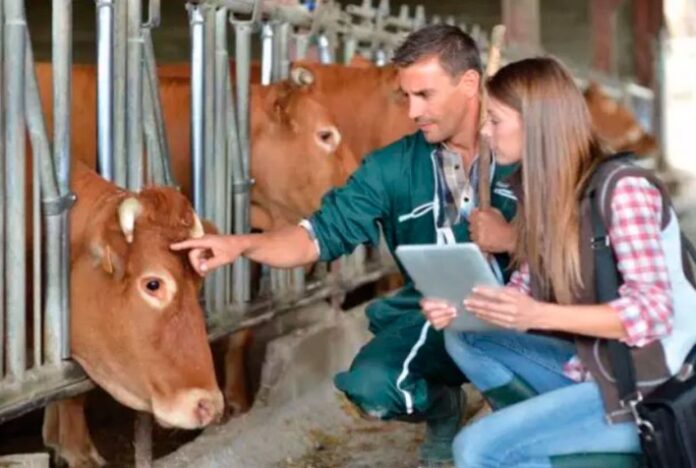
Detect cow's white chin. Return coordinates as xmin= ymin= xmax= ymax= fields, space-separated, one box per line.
xmin=152 ymin=388 xmax=224 ymax=430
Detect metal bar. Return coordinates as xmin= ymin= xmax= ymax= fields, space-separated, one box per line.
xmin=275 ymin=21 xmax=290 ymax=80
xmin=0 ymin=0 xmax=5 ymax=378
xmin=317 ymin=33 xmax=333 ymax=64
xmin=96 ymin=0 xmax=114 ymax=180
xmin=141 ymin=54 xmax=165 ymax=185
xmin=142 ymin=24 xmax=175 ymax=186
xmin=223 ymin=57 xmax=241 ymax=305
xmin=213 ymin=7 xmax=229 ymax=311
xmin=260 ymin=22 xmax=273 ymax=85
xmin=189 ymin=4 xmax=205 ymax=216
xmin=204 ymin=4 xmax=216 ymax=221
xmin=53 ymin=0 xmax=73 ymax=360
xmin=32 ymin=91 xmax=42 ymax=370
xmin=293 ymin=32 xmax=310 ymax=60
xmin=24 ymin=27 xmax=64 ymax=367
xmin=134 ymin=412 xmax=153 ymax=468
xmin=4 ymin=0 xmax=27 ymax=379
xmin=232 ymin=19 xmax=253 ymax=303
xmin=113 ymin=0 xmax=127 ymax=187
xmin=126 ymin=0 xmax=144 ymax=190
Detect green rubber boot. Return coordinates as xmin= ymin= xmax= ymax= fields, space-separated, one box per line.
xmin=482 ymin=376 xmax=537 ymax=410
xmin=417 ymin=386 xmax=466 ymax=467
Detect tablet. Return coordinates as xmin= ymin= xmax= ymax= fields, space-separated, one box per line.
xmin=395 ymin=243 xmax=502 ymax=332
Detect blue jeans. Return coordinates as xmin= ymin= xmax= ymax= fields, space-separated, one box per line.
xmin=444 ymin=330 xmax=641 ymax=468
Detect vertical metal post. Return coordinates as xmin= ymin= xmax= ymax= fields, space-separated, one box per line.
xmin=293 ymin=32 xmax=310 ymax=60
xmin=189 ymin=3 xmax=205 ymax=217
xmin=223 ymin=57 xmax=241 ymax=305
xmin=113 ymin=0 xmax=127 ymax=187
xmin=260 ymin=22 xmax=273 ymax=86
xmin=126 ymin=0 xmax=144 ymax=191
xmin=275 ymin=22 xmax=290 ymax=80
xmin=96 ymin=0 xmax=114 ymax=180
xmin=232 ymin=18 xmax=253 ymax=303
xmin=317 ymin=33 xmax=333 ymax=64
xmin=213 ymin=7 xmax=229 ymax=311
xmin=204 ymin=5 xmax=216 ymax=221
xmin=4 ymin=0 xmax=27 ymax=379
xmin=0 ymin=0 xmax=5 ymax=378
xmin=32 ymin=83 xmax=42 ymax=370
xmin=134 ymin=412 xmax=153 ymax=468
xmin=53 ymin=0 xmax=72 ymax=360
xmin=25 ymin=29 xmax=64 ymax=367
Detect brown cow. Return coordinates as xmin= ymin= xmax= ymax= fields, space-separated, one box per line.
xmin=38 ymin=161 xmax=223 ymax=467
xmin=35 ymin=62 xmax=358 ymax=231
xmin=289 ymin=62 xmax=659 ymax=160
xmin=583 ymin=81 xmax=658 ymax=156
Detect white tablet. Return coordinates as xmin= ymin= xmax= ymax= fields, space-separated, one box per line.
xmin=395 ymin=243 xmax=502 ymax=332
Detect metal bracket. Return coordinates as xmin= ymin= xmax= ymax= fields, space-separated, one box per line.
xmin=143 ymin=0 xmax=161 ymax=29
xmin=232 ymin=178 xmax=255 ymax=193
xmin=43 ymin=192 xmax=77 ymax=216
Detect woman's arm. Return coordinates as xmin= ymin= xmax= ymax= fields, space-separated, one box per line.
xmin=466 ymin=176 xmax=673 ymax=342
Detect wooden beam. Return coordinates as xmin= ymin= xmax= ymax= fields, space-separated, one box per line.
xmin=501 ymin=0 xmax=541 ymax=53
xmin=632 ymin=0 xmax=662 ymax=86
xmin=590 ymin=0 xmax=624 ymax=74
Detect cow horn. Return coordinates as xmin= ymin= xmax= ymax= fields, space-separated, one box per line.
xmin=190 ymin=212 xmax=205 ymax=239
xmin=290 ymin=67 xmax=314 ymax=87
xmin=118 ymin=197 xmax=143 ymax=244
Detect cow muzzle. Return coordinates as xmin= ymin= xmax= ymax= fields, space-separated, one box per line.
xmin=152 ymin=388 xmax=224 ymax=429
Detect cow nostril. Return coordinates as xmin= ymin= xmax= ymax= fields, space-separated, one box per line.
xmin=195 ymin=398 xmax=218 ymax=426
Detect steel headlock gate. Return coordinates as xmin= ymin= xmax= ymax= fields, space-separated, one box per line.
xmin=0 ymin=1 xmax=658 ymax=465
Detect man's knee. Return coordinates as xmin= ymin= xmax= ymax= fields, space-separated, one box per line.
xmin=334 ymin=360 xmax=401 ymax=419
xmin=452 ymin=426 xmax=494 ymax=468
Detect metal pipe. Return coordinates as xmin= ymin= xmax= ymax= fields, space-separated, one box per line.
xmin=96 ymin=0 xmax=114 ymax=181
xmin=0 ymin=0 xmax=6 ymax=378
xmin=204 ymin=5 xmax=216 ymax=221
xmin=293 ymin=32 xmax=310 ymax=61
xmin=126 ymin=0 xmax=144 ymax=191
xmin=142 ymin=24 xmax=175 ymax=186
xmin=134 ymin=412 xmax=153 ymax=468
xmin=213 ymin=7 xmax=229 ymax=311
xmin=189 ymin=4 xmax=205 ymax=216
xmin=142 ymin=58 xmax=165 ymax=185
xmin=32 ymin=77 xmax=42 ymax=371
xmin=317 ymin=33 xmax=333 ymax=64
xmin=223 ymin=57 xmax=241 ymax=304
xmin=343 ymin=36 xmax=357 ymax=65
xmin=275 ymin=22 xmax=290 ymax=80
xmin=232 ymin=18 xmax=253 ymax=303
xmin=260 ymin=22 xmax=273 ymax=85
xmin=113 ymin=0 xmax=127 ymax=187
xmin=24 ymin=33 xmax=65 ymax=366
xmin=4 ymin=0 xmax=27 ymax=379
xmin=53 ymin=0 xmax=73 ymax=359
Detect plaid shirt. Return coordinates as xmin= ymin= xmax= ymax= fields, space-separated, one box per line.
xmin=434 ymin=145 xmax=478 ymax=227
xmin=508 ymin=176 xmax=673 ymax=381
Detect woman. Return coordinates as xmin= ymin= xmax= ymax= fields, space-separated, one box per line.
xmin=422 ymin=57 xmax=696 ymax=467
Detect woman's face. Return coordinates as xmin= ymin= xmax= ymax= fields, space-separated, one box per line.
xmin=482 ymin=97 xmax=523 ymax=165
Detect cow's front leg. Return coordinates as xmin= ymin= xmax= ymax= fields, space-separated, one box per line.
xmin=43 ymin=395 xmax=106 ymax=468
xmin=223 ymin=329 xmax=253 ymax=417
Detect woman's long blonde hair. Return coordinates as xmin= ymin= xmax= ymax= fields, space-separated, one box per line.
xmin=487 ymin=57 xmax=603 ymax=303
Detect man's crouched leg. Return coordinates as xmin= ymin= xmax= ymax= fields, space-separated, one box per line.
xmin=334 ymin=314 xmax=467 ymax=466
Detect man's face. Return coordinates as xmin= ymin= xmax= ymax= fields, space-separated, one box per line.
xmin=398 ymin=55 xmax=480 ymax=144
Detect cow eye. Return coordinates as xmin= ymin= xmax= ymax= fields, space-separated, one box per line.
xmin=146 ymin=280 xmax=160 ymax=292
xmin=318 ymin=130 xmax=333 ymax=142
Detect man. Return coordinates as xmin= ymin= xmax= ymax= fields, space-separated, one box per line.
xmin=173 ymin=25 xmax=517 ymax=466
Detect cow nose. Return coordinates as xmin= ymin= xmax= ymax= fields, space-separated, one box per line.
xmin=195 ymin=394 xmax=223 ymax=426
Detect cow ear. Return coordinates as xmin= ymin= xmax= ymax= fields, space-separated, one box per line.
xmin=90 ymin=242 xmax=125 ymax=279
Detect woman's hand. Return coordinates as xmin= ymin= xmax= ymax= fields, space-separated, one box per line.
xmin=420 ymin=298 xmax=458 ymax=330
xmin=464 ymin=286 xmax=545 ymax=332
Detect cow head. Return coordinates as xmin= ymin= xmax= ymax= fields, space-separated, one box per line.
xmin=70 ymin=186 xmax=223 ymax=429
xmin=250 ymin=81 xmax=359 ymax=230
xmin=584 ymin=82 xmax=658 ymax=157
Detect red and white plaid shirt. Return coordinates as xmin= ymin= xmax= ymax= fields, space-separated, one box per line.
xmin=507 ymin=176 xmax=673 ymax=381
